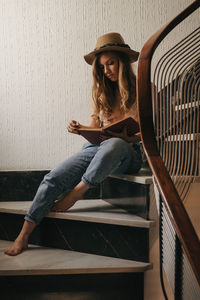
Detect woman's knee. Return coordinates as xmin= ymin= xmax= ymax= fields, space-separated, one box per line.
xmin=100 ymin=138 xmax=130 ymax=158
xmin=102 ymin=137 xmax=128 ymax=151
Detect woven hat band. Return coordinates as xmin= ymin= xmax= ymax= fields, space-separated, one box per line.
xmin=94 ymin=43 xmax=130 ymax=51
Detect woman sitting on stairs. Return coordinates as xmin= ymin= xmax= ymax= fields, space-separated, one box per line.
xmin=5 ymin=32 xmax=142 ymax=256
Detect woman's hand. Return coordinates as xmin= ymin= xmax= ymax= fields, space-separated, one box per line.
xmin=106 ymin=126 xmax=141 ymax=143
xmin=67 ymin=120 xmax=81 ymax=135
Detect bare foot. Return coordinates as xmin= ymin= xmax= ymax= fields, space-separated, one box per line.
xmin=51 ymin=181 xmax=89 ymax=212
xmin=4 ymin=236 xmax=28 ymax=256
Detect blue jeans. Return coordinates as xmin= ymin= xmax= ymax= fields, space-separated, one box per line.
xmin=25 ymin=138 xmax=142 ymax=224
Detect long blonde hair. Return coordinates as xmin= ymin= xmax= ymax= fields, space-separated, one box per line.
xmin=92 ymin=51 xmax=136 ymax=117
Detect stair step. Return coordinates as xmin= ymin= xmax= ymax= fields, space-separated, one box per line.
xmin=0 ymin=200 xmax=154 ymax=228
xmin=0 ymin=240 xmax=152 ymax=276
xmin=175 ymin=101 xmax=199 ymax=111
xmin=165 ymin=133 xmax=199 ymax=141
xmin=110 ymin=167 xmax=152 ymax=184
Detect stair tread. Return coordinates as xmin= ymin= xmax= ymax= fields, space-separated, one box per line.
xmin=0 ymin=240 xmax=152 ymax=276
xmin=175 ymin=101 xmax=198 ymax=111
xmin=165 ymin=133 xmax=199 ymax=141
xmin=0 ymin=200 xmax=155 ymax=228
xmin=110 ymin=168 xmax=152 ymax=184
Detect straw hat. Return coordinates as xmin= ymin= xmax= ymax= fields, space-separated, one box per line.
xmin=84 ymin=32 xmax=139 ymax=65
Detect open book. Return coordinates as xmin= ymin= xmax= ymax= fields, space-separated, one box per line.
xmin=78 ymin=116 xmax=139 ymax=145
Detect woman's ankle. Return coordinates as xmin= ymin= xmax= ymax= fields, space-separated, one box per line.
xmin=73 ymin=181 xmax=89 ymax=195
xmin=17 ymin=233 xmax=29 ymax=242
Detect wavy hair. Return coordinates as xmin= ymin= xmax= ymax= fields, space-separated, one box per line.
xmin=92 ymin=51 xmax=137 ymax=117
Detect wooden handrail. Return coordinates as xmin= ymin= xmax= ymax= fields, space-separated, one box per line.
xmin=137 ymin=0 xmax=200 ymax=286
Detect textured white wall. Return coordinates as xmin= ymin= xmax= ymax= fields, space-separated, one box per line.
xmin=0 ymin=0 xmax=195 ymax=170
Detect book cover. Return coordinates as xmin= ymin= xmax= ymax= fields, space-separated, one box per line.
xmin=78 ymin=117 xmax=139 ymax=145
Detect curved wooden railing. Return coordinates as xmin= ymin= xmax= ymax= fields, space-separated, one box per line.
xmin=137 ymin=0 xmax=200 ymax=298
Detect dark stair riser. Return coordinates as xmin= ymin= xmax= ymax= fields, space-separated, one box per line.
xmin=0 ymin=213 xmax=149 ymax=262
xmin=0 ymin=273 xmax=144 ymax=300
xmin=102 ymin=177 xmax=150 ymax=219
xmin=0 ymin=171 xmax=101 ymax=202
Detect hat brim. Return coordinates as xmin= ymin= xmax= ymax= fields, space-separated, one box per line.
xmin=84 ymin=46 xmax=139 ymax=65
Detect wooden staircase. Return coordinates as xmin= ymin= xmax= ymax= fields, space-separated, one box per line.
xmin=0 ymin=167 xmax=156 ymax=300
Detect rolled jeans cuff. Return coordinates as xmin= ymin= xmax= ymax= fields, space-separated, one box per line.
xmin=81 ymin=175 xmax=97 ymax=188
xmin=24 ymin=214 xmax=37 ymax=225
